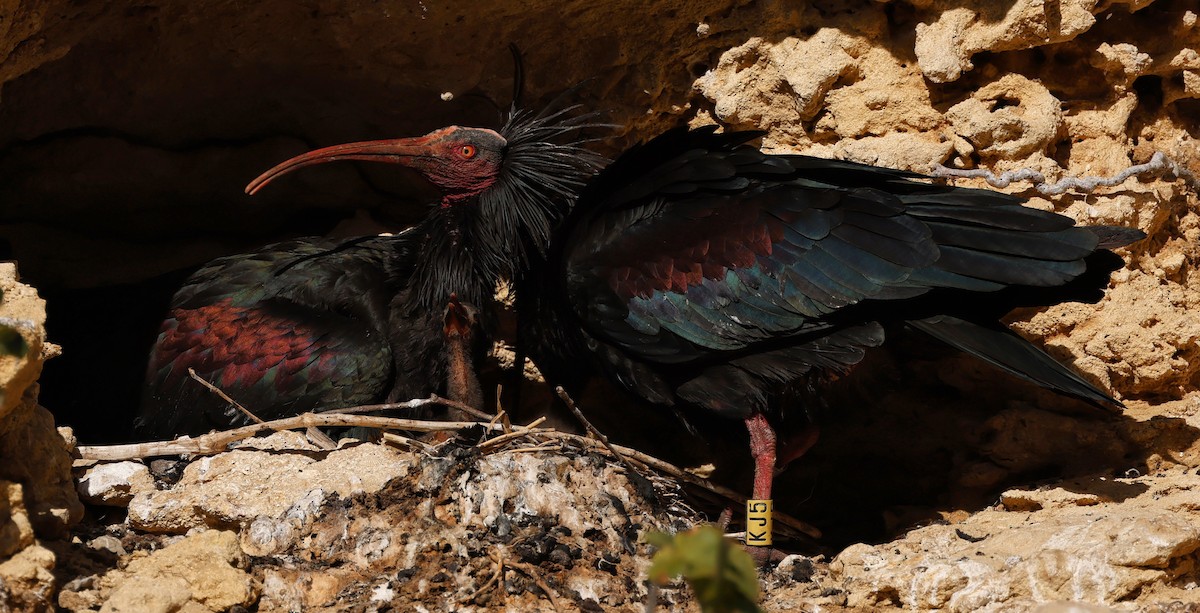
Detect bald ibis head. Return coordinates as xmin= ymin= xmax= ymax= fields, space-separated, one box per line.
xmin=245 ymin=105 xmax=607 ymax=311
xmin=246 ymin=126 xmax=510 ymax=204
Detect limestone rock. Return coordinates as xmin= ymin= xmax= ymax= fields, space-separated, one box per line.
xmin=0 ymin=394 xmax=84 ymax=538
xmin=1034 ymin=603 xmax=1122 ymax=613
xmin=1095 ymin=43 xmax=1154 ymax=81
xmin=0 ymin=264 xmax=79 ymax=611
xmin=0 ymin=263 xmax=47 ymax=420
xmin=76 ymin=462 xmax=155 ymax=507
xmin=1020 ymin=267 xmax=1200 ymax=401
xmin=945 ymin=74 xmax=1064 ymax=162
xmin=827 ymin=473 xmax=1200 ymax=611
xmin=0 ymin=482 xmax=33 ymax=560
xmin=0 ymin=265 xmax=81 ymax=539
xmin=100 ymin=575 xmax=192 ymax=613
xmin=695 ymin=32 xmax=860 ymax=131
xmin=0 ymin=482 xmax=55 ymax=612
xmin=826 ymin=133 xmax=954 ymax=172
xmin=999 ymin=486 xmax=1103 ymax=512
xmin=914 ymin=0 xmax=1104 ymax=83
xmin=60 ymin=529 xmax=257 ymax=613
xmin=0 ymin=541 xmax=57 ymax=612
xmin=127 ymin=434 xmax=412 ymax=533
xmin=695 ymin=29 xmax=947 ymax=169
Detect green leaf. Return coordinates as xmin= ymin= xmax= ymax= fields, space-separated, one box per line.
xmin=646 ymin=525 xmax=761 ymax=613
xmin=0 ymin=325 xmax=28 ymax=358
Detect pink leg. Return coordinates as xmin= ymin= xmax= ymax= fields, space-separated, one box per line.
xmin=745 ymin=413 xmax=777 ymax=501
xmin=742 ymin=413 xmax=786 ymax=563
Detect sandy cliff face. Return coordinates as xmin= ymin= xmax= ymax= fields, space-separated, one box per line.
xmin=2 ymin=0 xmax=1199 ymax=610
xmin=0 ymin=265 xmax=82 ymax=612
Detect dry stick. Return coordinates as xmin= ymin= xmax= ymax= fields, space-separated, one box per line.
xmin=304 ymin=427 xmax=339 ymax=451
xmin=487 ymin=409 xmax=508 ymax=432
xmin=495 ymin=383 xmax=513 ymax=434
xmin=188 ymin=367 xmax=338 ymax=450
xmin=187 ymin=368 xmax=263 ymax=424
xmin=462 ymin=549 xmax=506 ymax=604
xmin=506 ymin=443 xmax=562 ymax=454
xmin=508 ymin=560 xmax=562 ymax=612
xmin=380 ymin=431 xmax=434 ymax=453
xmin=77 ymin=413 xmax=523 ymax=461
xmin=188 ymin=368 xmax=341 ymax=450
xmin=476 ymin=417 xmax=550 ymax=451
xmin=555 ymin=386 xmax=648 ymax=484
xmin=317 ymin=395 xmax=493 ymax=422
xmin=491 ymin=384 xmax=514 ymax=435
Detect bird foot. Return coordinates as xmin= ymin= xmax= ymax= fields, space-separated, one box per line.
xmin=716 ymin=507 xmax=785 ymax=567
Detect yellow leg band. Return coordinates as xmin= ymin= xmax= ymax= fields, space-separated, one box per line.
xmin=745 ymin=499 xmax=773 ymax=546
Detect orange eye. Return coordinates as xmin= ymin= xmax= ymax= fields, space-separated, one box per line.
xmin=460 ymin=145 xmax=476 ymax=158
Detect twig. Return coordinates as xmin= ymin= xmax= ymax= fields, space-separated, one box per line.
xmin=380 ymin=432 xmax=434 ymax=453
xmin=77 ymin=413 xmax=516 ymax=461
xmin=931 ymin=151 xmax=1200 ymax=195
xmin=187 ymin=368 xmax=263 ymax=425
xmin=487 ymin=409 xmax=509 ymax=434
xmin=494 ymin=383 xmax=513 ymax=434
xmin=317 ymin=395 xmax=493 ymax=421
xmin=305 ymin=427 xmax=338 ymax=450
xmin=477 ymin=417 xmax=549 ymax=451
xmin=462 ymin=549 xmax=506 ymax=604
xmin=508 ymin=560 xmax=562 ymax=612
xmin=556 ymin=386 xmax=648 ymax=485
xmin=507 ymin=443 xmax=562 ymax=454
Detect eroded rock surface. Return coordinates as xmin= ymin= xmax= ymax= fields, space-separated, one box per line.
xmin=759 ymin=467 xmax=1200 ymax=612
xmin=128 ymin=433 xmax=413 ymax=534
xmin=58 ymin=529 xmax=257 ymax=613
xmin=0 ymin=264 xmax=81 ymax=612
xmin=75 ymin=462 xmax=154 ymax=508
xmin=65 ymin=437 xmax=696 ymax=611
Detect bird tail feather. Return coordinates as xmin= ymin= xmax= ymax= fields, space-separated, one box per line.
xmin=906 ymin=315 xmax=1121 ymax=411
xmin=1085 ymin=225 xmax=1146 ymax=249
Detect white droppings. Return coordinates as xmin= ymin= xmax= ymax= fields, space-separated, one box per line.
xmin=370 ymin=582 xmax=395 ymax=602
